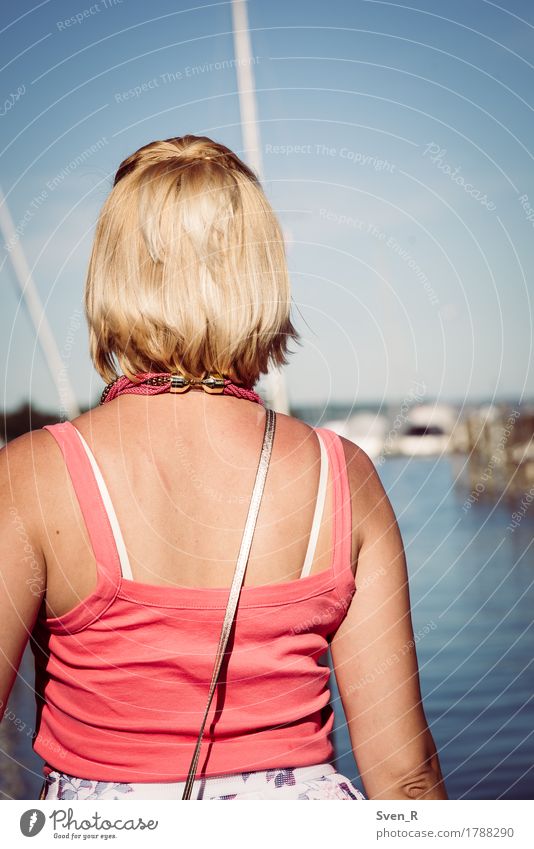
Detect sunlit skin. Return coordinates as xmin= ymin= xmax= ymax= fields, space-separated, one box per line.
xmin=1 ymin=389 xmax=447 ymax=800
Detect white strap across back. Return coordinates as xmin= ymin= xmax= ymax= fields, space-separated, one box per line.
xmin=74 ymin=427 xmax=134 ymax=580
xmin=72 ymin=425 xmax=328 ymax=584
xmin=299 ymin=431 xmax=329 ymax=579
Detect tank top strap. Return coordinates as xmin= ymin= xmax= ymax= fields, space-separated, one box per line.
xmin=312 ymin=427 xmax=355 ymax=599
xmin=299 ymin=431 xmax=329 ymax=579
xmin=42 ymin=421 xmax=123 ymax=588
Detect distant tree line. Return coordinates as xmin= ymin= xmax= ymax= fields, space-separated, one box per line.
xmin=3 ymin=402 xmax=92 ymax=444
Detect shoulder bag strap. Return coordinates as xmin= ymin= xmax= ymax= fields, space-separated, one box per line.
xmin=182 ymin=407 xmax=277 ymax=800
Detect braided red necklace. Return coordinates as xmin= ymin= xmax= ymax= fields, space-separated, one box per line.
xmin=99 ymin=371 xmax=264 ymax=406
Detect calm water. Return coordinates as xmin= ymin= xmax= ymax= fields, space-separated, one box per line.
xmin=331 ymin=455 xmax=534 ymax=800
xmin=1 ymin=455 xmax=533 ymax=800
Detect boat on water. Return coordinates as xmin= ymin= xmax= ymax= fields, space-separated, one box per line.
xmin=324 ymin=404 xmax=457 ymax=460
xmin=395 ymin=403 xmax=456 ymax=457
xmin=323 ymin=412 xmax=388 ymax=459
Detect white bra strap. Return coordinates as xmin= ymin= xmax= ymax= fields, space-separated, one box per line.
xmin=300 ymin=431 xmax=329 ymax=579
xmin=72 ymin=427 xmax=134 ymax=581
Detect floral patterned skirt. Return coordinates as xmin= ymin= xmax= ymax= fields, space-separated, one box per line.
xmin=39 ymin=762 xmax=366 ymax=800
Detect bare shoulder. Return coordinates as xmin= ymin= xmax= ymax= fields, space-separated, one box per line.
xmin=0 ymin=430 xmax=54 ymax=711
xmin=337 ymin=435 xmax=393 ymax=550
xmin=275 ymin=414 xmax=384 ymax=492
xmin=275 ymin=420 xmax=391 ymax=570
xmin=1 ymin=428 xmax=55 ymax=493
xmin=337 ymin=433 xmax=377 ymax=474
xmin=270 ymin=411 xmax=319 ymax=455
xmin=273 ymin=410 xmax=315 ymax=434
xmin=0 ymin=426 xmax=69 ymax=533
xmin=337 ymin=434 xmax=384 ymax=492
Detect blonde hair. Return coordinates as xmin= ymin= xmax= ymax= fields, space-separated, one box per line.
xmin=84 ymin=134 xmax=301 ymax=387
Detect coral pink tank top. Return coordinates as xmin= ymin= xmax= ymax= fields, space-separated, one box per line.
xmin=31 ymin=420 xmax=356 ymax=782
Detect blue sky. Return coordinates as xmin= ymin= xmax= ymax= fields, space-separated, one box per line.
xmin=1 ymin=0 xmax=533 ymax=412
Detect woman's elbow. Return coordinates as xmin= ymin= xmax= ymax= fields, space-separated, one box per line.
xmin=386 ymin=749 xmax=448 ymax=800
xmin=397 ymin=765 xmax=448 ymax=800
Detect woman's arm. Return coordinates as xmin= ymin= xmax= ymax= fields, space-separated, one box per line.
xmin=0 ymin=432 xmax=47 ymax=717
xmin=330 ymin=439 xmax=448 ymax=800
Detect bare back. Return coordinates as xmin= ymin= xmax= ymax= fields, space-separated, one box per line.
xmin=38 ymin=393 xmax=357 ymax=620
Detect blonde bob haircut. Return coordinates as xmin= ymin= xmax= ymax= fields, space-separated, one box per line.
xmin=84 ymin=134 xmax=301 ymax=388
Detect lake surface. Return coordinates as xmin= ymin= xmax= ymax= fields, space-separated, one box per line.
xmin=331 ymin=455 xmax=534 ymax=800
xmin=1 ymin=454 xmax=533 ymax=800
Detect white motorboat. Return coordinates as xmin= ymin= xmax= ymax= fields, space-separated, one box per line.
xmin=395 ymin=404 xmax=456 ymax=457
